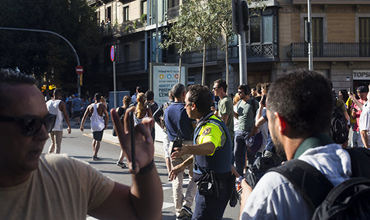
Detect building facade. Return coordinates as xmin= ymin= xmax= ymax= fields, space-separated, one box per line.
xmin=88 ymin=0 xmax=370 ymax=95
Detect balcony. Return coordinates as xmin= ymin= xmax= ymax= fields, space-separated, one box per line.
xmin=116 ymin=59 xmax=146 ymax=75
xmin=100 ymin=18 xmax=146 ymax=37
xmin=291 ymin=42 xmax=370 ymax=61
xmin=164 ymin=43 xmax=278 ymax=65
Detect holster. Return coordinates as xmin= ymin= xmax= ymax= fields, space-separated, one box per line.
xmin=195 ymin=170 xmax=219 ymax=198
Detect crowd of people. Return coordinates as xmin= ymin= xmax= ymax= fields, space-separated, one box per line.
xmin=1 ymin=68 xmax=370 ymax=220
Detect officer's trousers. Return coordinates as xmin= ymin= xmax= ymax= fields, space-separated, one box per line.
xmin=192 ymin=174 xmax=233 ymax=220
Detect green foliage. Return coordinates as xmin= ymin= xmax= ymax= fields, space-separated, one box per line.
xmin=0 ymin=0 xmax=103 ymax=93
xmin=140 ymin=14 xmax=147 ymax=24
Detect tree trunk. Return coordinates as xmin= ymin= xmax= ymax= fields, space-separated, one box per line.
xmin=202 ymin=43 xmax=206 ymax=85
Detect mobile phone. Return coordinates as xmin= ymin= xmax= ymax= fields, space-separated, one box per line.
xmin=128 ymin=111 xmax=136 ymax=170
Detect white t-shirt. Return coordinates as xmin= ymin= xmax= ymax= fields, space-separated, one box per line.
xmin=46 ymin=99 xmax=64 ymax=131
xmin=0 ymin=154 xmax=115 ymax=220
xmin=90 ymin=103 xmax=105 ymax=132
xmin=359 ymin=102 xmax=370 ymax=145
xmin=240 ymin=144 xmax=351 ymax=220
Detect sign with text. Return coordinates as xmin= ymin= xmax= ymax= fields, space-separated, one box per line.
xmin=151 ymin=64 xmax=187 ymax=107
xmin=353 ymin=70 xmax=370 ymax=80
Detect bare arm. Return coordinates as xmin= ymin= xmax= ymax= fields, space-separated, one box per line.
xmin=360 ymin=130 xmax=369 ymax=148
xmin=169 ymin=155 xmax=194 ymax=181
xmin=234 ymin=111 xmax=239 ymax=119
xmin=80 ymin=105 xmax=91 ymax=131
xmin=221 ymin=114 xmax=229 ymax=125
xmin=103 ymin=105 xmax=109 ymax=129
xmin=172 ymin=142 xmax=215 ymax=157
xmin=343 ymin=109 xmax=350 ymax=122
xmin=255 ymin=117 xmax=267 ymax=128
xmin=239 ymin=179 xmax=253 ymax=218
xmin=350 ymin=95 xmax=364 ymax=110
xmin=59 ymin=101 xmax=71 ymax=133
xmin=89 ymin=108 xmax=163 ymax=220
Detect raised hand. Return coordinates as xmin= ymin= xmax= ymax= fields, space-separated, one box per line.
xmin=111 ymin=107 xmax=154 ymax=174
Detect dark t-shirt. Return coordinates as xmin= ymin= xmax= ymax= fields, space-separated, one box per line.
xmin=164 ymin=102 xmax=194 ymax=141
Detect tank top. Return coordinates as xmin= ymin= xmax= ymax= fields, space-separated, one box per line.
xmin=90 ymin=103 xmax=105 ymax=131
xmin=46 ymin=99 xmax=63 ymax=131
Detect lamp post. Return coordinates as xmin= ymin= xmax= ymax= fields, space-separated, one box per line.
xmin=307 ymin=0 xmax=313 ymax=71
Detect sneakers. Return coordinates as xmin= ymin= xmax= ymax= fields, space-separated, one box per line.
xmin=116 ymin=161 xmax=127 ymax=168
xmin=92 ymin=156 xmax=101 ymax=161
xmin=177 ymin=205 xmax=192 ymax=219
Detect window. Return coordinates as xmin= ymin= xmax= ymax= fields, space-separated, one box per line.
xmin=248 ymin=8 xmax=275 ymax=44
xmin=168 ymin=0 xmax=179 ymax=8
xmin=250 ymin=16 xmax=261 ymax=43
xmin=123 ymin=6 xmax=129 ymax=22
xmin=106 ymin=7 xmax=111 ymax=23
xmin=141 ymin=0 xmax=147 ymax=15
xmin=359 ymin=18 xmax=370 ymax=56
xmin=263 ymin=16 xmax=273 ymax=43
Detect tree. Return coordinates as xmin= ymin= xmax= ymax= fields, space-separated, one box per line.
xmin=210 ymin=0 xmax=233 ymax=87
xmin=0 ymin=0 xmax=102 ymax=95
xmin=162 ymin=0 xmax=220 ymax=85
xmin=161 ymin=8 xmax=197 ymax=81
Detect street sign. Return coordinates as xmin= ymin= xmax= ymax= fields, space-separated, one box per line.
xmin=76 ymin=65 xmax=83 ymax=75
xmin=110 ymin=45 xmax=115 ymax=62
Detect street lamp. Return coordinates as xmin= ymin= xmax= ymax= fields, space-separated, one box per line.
xmin=307 ymin=0 xmax=313 ymax=71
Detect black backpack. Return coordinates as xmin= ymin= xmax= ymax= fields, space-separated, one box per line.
xmin=269 ymin=148 xmax=370 ymax=220
xmin=330 ymin=102 xmax=349 ymax=144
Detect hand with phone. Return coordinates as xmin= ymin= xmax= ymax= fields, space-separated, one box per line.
xmin=111 ymin=107 xmax=154 ymax=174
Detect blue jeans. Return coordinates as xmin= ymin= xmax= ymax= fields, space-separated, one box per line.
xmin=234 ymin=130 xmax=251 ymax=177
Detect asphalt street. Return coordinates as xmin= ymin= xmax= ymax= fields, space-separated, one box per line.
xmin=42 ymin=126 xmax=240 ymax=220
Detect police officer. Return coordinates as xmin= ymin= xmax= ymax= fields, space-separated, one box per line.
xmin=170 ymin=85 xmax=233 ymax=220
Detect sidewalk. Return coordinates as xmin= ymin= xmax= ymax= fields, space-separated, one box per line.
xmin=82 ymin=123 xmax=166 ymax=159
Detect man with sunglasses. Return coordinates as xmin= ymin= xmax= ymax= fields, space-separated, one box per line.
xmin=46 ymin=88 xmax=71 ymax=154
xmin=0 ymin=69 xmax=163 ymax=220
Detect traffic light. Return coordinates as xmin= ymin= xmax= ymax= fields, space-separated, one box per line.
xmin=232 ymin=0 xmax=249 ymax=34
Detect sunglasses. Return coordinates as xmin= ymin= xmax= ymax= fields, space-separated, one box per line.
xmin=0 ymin=113 xmax=56 ymax=136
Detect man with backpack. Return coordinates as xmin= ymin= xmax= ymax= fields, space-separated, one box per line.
xmin=240 ymin=70 xmax=370 ymax=219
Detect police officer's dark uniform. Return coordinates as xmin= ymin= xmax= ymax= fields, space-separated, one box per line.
xmin=192 ymin=112 xmax=233 ymax=220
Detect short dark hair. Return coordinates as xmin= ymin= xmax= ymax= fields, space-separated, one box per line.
xmin=145 ymin=90 xmax=154 ymax=101
xmin=214 ymin=79 xmax=227 ymax=93
xmin=94 ymin=93 xmax=102 ymax=102
xmin=238 ymin=84 xmax=251 ymax=95
xmin=0 ymin=69 xmax=37 ymax=111
xmin=171 ymin=83 xmax=185 ymax=99
xmin=267 ymin=70 xmax=332 ymax=137
xmin=187 ymin=85 xmax=213 ymax=116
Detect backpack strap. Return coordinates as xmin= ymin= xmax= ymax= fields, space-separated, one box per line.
xmin=269 ymin=159 xmax=334 ymax=210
